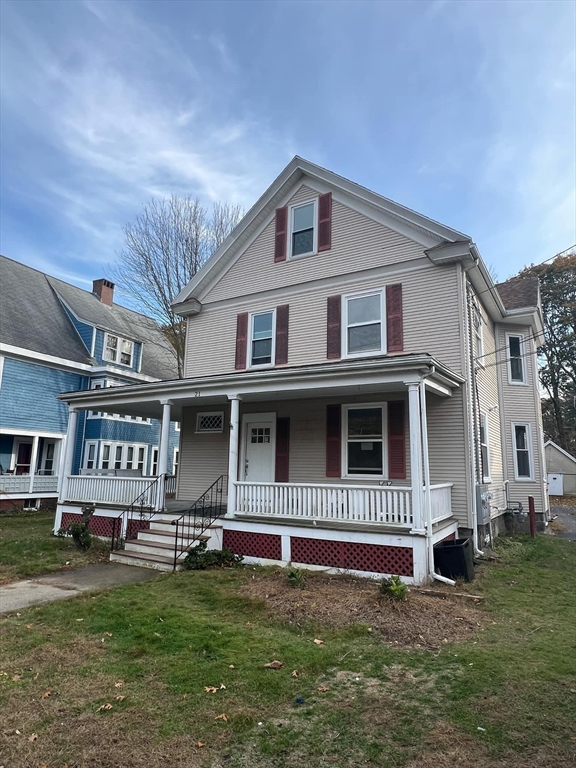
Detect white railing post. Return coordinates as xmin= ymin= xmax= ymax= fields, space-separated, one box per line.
xmin=59 ymin=407 xmax=79 ymax=503
xmin=156 ymin=399 xmax=172 ymax=510
xmin=28 ymin=436 xmax=40 ymax=495
xmin=407 ymin=383 xmax=424 ymax=533
xmin=227 ymin=395 xmax=241 ymax=516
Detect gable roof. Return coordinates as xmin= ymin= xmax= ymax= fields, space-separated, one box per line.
xmin=0 ymin=255 xmax=178 ymax=380
xmin=495 ymin=277 xmax=539 ymax=311
xmin=172 ymin=156 xmax=472 ymax=310
xmin=544 ymin=440 xmax=576 ymax=464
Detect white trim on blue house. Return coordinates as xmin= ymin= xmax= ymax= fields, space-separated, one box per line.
xmin=0 ymin=343 xmax=93 ymax=373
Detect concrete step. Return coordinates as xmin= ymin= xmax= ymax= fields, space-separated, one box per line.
xmin=148 ymin=520 xmax=222 ymax=535
xmin=110 ymin=550 xmax=180 ymax=572
xmin=124 ymin=538 xmax=207 ymax=558
xmin=137 ymin=529 xmax=210 ymax=546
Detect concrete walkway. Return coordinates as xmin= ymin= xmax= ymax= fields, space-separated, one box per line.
xmin=0 ymin=562 xmax=158 ymax=614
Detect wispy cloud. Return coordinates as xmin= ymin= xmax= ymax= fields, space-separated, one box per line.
xmin=0 ymin=0 xmax=294 ymax=280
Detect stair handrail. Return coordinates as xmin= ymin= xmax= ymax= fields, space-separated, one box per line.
xmin=171 ymin=475 xmax=228 ymax=570
xmin=110 ymin=474 xmax=165 ymax=552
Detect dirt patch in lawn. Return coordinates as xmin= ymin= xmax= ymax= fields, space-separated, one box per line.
xmin=549 ymin=495 xmax=576 ymax=509
xmin=239 ymin=571 xmax=488 ymax=648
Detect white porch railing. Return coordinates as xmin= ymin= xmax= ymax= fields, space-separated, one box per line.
xmin=429 ymin=483 xmax=453 ymax=523
xmin=66 ymin=476 xmax=157 ymax=506
xmin=0 ymin=474 xmax=59 ymax=494
xmin=235 ymin=482 xmax=413 ymax=526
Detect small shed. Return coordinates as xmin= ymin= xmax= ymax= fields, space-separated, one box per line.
xmin=544 ymin=441 xmax=576 ymax=496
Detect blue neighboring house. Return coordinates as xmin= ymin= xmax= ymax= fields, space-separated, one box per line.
xmin=0 ymin=255 xmax=180 ymax=510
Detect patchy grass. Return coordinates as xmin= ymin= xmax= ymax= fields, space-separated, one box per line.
xmin=0 ymin=511 xmax=108 ymax=584
xmin=1 ymin=535 xmax=575 ymax=767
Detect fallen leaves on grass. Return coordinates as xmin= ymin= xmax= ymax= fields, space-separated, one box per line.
xmin=114 ymin=680 xmax=124 ymax=688
xmin=264 ymin=660 xmax=283 ymax=669
xmin=115 ymin=695 xmax=126 ymax=702
xmin=317 ymin=685 xmax=329 ymax=692
xmin=204 ymin=686 xmax=218 ymax=694
xmin=11 ymin=674 xmax=22 ymax=681
xmin=240 ymin=571 xmax=487 ymax=649
xmin=195 ymin=741 xmax=206 ymax=748
xmin=215 ymin=713 xmax=228 ymax=721
xmin=41 ymin=691 xmax=51 ymax=699
xmin=28 ymin=733 xmax=38 ymax=741
xmin=97 ymin=703 xmax=113 ymax=712
xmin=291 ymin=670 xmax=299 ymax=677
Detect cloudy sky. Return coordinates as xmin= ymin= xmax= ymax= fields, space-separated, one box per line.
xmin=1 ymin=0 xmax=574 ymax=297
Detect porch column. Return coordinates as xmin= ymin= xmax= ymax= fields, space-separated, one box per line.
xmin=28 ymin=435 xmax=40 ymax=494
xmin=227 ymin=395 xmax=241 ymax=516
xmin=420 ymin=381 xmax=434 ymax=575
xmin=407 ymin=383 xmax=424 ymax=533
xmin=59 ymin=407 xmax=78 ymax=503
xmin=156 ymin=399 xmax=172 ymax=510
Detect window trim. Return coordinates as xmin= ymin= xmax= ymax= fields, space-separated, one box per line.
xmin=102 ymin=331 xmax=135 ymax=368
xmin=195 ymin=411 xmax=225 ymax=433
xmin=512 ymin=422 xmax=535 ymax=482
xmin=248 ymin=309 xmax=276 ymax=369
xmin=94 ymin=441 xmax=148 ymax=472
xmin=342 ymin=288 xmax=386 ymax=359
xmin=288 ymin=198 xmax=318 ymax=260
xmin=341 ymin=403 xmax=388 ymax=480
xmin=480 ymin=412 xmax=491 ymax=483
xmin=83 ymin=441 xmax=98 ymax=470
xmin=173 ymin=447 xmax=179 ymax=476
xmin=506 ymin=333 xmax=527 ymax=385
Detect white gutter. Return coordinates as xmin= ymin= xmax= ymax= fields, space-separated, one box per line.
xmin=420 ymin=367 xmax=456 ymax=587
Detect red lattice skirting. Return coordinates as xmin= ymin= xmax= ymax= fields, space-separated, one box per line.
xmin=439 ymin=532 xmax=456 ymax=543
xmin=291 ymin=537 xmax=413 ymax=576
xmin=60 ymin=512 xmax=115 ymax=538
xmin=223 ymin=530 xmax=282 ymax=560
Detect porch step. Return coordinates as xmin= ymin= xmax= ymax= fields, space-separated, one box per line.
xmin=148 ymin=520 xmax=223 ymax=535
xmin=137 ymin=529 xmax=210 ymax=546
xmin=125 ymin=536 xmax=208 ymax=557
xmin=110 ymin=549 xmax=178 ymax=572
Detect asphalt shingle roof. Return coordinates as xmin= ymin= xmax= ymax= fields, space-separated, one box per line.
xmin=495 ymin=277 xmax=540 ymax=311
xmin=0 ymin=256 xmax=178 ymax=380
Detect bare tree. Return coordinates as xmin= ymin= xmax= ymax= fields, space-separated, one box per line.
xmin=112 ymin=196 xmax=244 ymax=377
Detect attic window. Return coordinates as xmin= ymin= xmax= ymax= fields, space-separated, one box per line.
xmin=103 ymin=333 xmax=134 ymax=367
xmin=290 ymin=201 xmax=316 ymax=258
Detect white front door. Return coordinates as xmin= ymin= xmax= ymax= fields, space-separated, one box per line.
xmin=243 ymin=415 xmax=275 ymax=482
xmin=548 ymin=473 xmax=564 ymax=495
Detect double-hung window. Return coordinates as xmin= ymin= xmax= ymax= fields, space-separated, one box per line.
xmin=84 ymin=442 xmax=97 ymax=470
xmin=344 ymin=290 xmax=385 ymax=357
xmin=480 ymin=413 xmax=491 ymax=482
xmin=290 ymin=201 xmax=316 ymax=258
xmin=512 ymin=423 xmax=533 ymax=480
xmin=507 ymin=334 xmax=526 ymax=384
xmin=103 ymin=333 xmax=134 ymax=367
xmin=126 ymin=446 xmax=134 ymax=470
xmin=101 ymin=444 xmax=111 ymax=470
xmin=114 ymin=445 xmax=123 ymax=470
xmin=249 ymin=310 xmax=275 ymax=367
xmin=344 ymin=406 xmax=385 ymax=477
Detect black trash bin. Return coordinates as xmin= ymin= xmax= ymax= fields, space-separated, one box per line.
xmin=434 ymin=537 xmax=475 ymax=582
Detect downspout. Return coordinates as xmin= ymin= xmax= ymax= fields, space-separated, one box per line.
xmin=465 ymin=283 xmax=484 ymax=557
xmin=420 ymin=368 xmax=456 ymax=586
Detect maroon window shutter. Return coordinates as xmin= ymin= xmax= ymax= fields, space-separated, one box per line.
xmin=235 ymin=312 xmax=248 ymax=370
xmin=388 ymin=401 xmax=406 ymax=479
xmin=274 ymin=206 xmax=288 ymax=263
xmin=326 ymin=404 xmax=341 ymax=477
xmin=275 ymin=417 xmax=290 ymax=482
xmin=275 ymin=304 xmax=289 ymax=365
xmin=318 ymin=192 xmax=332 ymax=252
xmin=326 ymin=295 xmax=341 ymax=359
xmin=386 ymin=283 xmax=403 ymax=352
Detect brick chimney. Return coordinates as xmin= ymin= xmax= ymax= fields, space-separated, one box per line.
xmin=93 ymin=279 xmax=115 ymax=306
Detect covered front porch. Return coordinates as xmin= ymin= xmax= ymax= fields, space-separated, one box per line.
xmin=55 ymin=355 xmax=465 ymax=582
xmin=0 ymin=430 xmax=63 ymax=507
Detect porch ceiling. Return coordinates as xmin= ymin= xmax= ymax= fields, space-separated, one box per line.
xmin=57 ymin=354 xmax=464 ymax=421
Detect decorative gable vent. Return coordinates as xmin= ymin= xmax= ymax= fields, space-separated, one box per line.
xmin=196 ymin=412 xmax=224 ymax=433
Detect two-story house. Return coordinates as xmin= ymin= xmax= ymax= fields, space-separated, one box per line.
xmin=0 ymin=256 xmax=179 ymax=513
xmin=54 ymin=158 xmax=547 ymax=583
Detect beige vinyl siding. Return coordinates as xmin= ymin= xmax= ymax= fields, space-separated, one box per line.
xmin=203 ymin=185 xmax=427 ymax=303
xmin=426 ymin=389 xmax=468 ymax=525
xmin=177 ymin=391 xmax=469 ymax=526
xmin=471 ymin=289 xmax=506 ymax=513
xmin=185 ymin=263 xmax=463 ymax=378
xmin=496 ymin=324 xmax=547 ymax=516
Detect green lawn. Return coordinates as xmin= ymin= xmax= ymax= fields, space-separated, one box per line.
xmin=0 ymin=511 xmax=109 ymax=583
xmin=1 ymin=534 xmax=575 ymax=767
